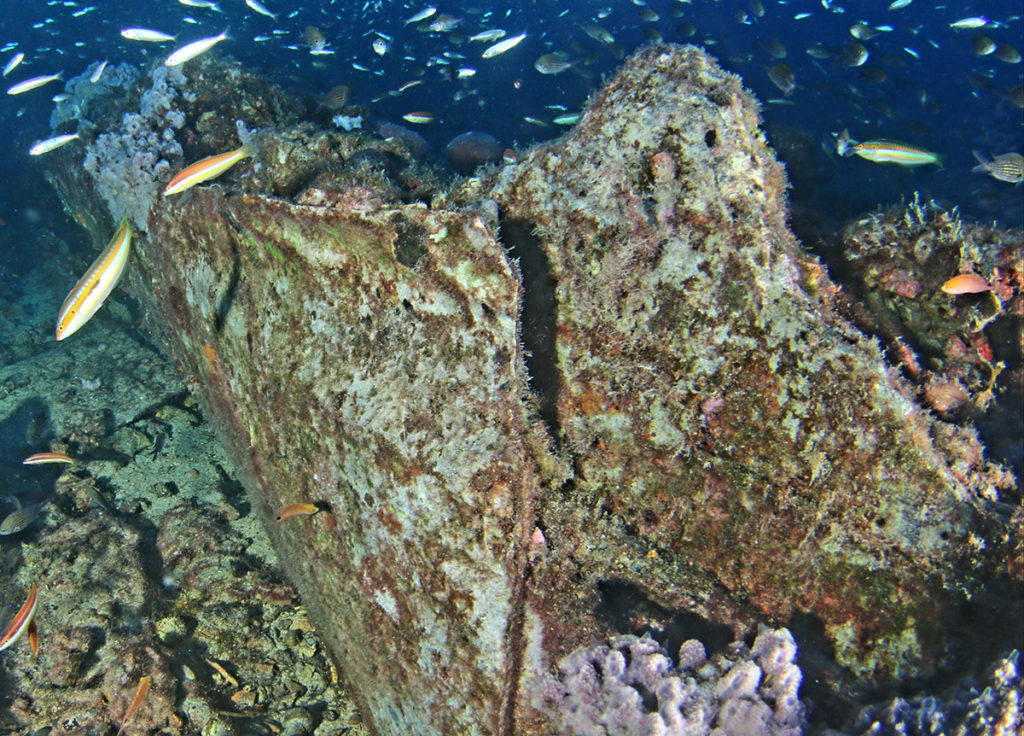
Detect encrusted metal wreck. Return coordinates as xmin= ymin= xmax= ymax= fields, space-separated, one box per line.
xmin=41 ymin=45 xmax=1020 ymax=735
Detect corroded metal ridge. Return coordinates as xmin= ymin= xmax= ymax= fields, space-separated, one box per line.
xmin=491 ymin=44 xmax=1012 ymax=709
xmin=143 ymin=191 xmax=536 ymax=735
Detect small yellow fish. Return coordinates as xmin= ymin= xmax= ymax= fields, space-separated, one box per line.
xmin=275 ymin=502 xmax=320 ymax=522
xmin=6 ymin=72 xmax=63 ymax=95
xmin=481 ymin=31 xmax=527 ymax=59
xmin=56 ymin=217 xmax=133 ymax=340
xmin=116 ymin=675 xmax=152 ymax=736
xmin=402 ymin=111 xmax=435 ymax=124
xmin=164 ymin=144 xmax=253 ymax=195
xmin=164 ymin=29 xmax=229 ymax=67
xmin=29 ymin=132 xmax=80 ymax=156
xmin=941 ymin=273 xmax=991 ymax=295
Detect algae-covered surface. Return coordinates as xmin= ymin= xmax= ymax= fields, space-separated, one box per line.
xmin=5 ymin=36 xmax=1020 ymax=736
xmin=0 ymin=261 xmax=369 ymax=734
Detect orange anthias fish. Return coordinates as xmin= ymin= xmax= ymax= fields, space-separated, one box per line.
xmin=0 ymin=584 xmax=38 ymax=653
xmin=163 ymin=144 xmax=254 ymax=196
xmin=116 ymin=675 xmax=152 ymax=736
xmin=275 ymin=502 xmax=320 ymax=523
xmin=941 ymin=273 xmax=991 ymax=295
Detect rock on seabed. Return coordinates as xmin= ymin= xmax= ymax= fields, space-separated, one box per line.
xmin=43 ymin=46 xmax=1019 ymax=735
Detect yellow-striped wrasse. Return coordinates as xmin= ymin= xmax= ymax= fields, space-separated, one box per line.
xmin=23 ymin=452 xmax=74 ymax=465
xmin=401 ymin=111 xmax=435 ymax=124
xmin=836 ymin=129 xmax=941 ymax=167
xmin=0 ymin=584 xmax=37 ymax=653
xmin=163 ymin=144 xmax=253 ymax=196
xmin=56 ymin=217 xmax=133 ymax=341
xmin=116 ymin=675 xmax=152 ymax=736
xmin=275 ymin=502 xmax=320 ymax=522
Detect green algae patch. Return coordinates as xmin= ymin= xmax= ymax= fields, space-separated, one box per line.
xmin=831 ymin=619 xmax=925 ymax=682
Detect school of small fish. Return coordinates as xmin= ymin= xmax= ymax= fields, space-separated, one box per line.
xmin=1 ymin=0 xmax=1018 ymax=186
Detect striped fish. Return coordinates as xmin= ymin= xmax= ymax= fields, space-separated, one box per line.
xmin=0 ymin=584 xmax=37 ymax=653
xmin=0 ymin=496 xmax=47 ymax=535
xmin=56 ymin=217 xmax=133 ymax=341
xmin=23 ymin=452 xmax=74 ymax=465
xmin=837 ymin=129 xmax=941 ymax=167
xmin=849 ymin=139 xmax=941 ymax=167
xmin=972 ymin=151 xmax=1024 ymax=184
xmin=163 ymin=144 xmax=253 ymax=195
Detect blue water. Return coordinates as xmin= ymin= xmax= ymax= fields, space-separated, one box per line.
xmin=0 ymin=0 xmax=1020 ymax=237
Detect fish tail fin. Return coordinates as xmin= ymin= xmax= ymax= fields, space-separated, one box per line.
xmin=836 ymin=128 xmax=855 ymax=157
xmin=220 ymin=26 xmax=231 ymax=39
xmin=970 ymin=150 xmax=989 ymax=172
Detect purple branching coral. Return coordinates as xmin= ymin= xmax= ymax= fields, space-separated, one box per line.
xmin=533 ymin=626 xmax=805 ymax=736
xmin=82 ymin=64 xmax=187 ymax=231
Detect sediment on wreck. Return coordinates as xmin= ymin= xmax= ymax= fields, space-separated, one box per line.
xmin=41 ymin=46 xmax=1019 ymax=735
